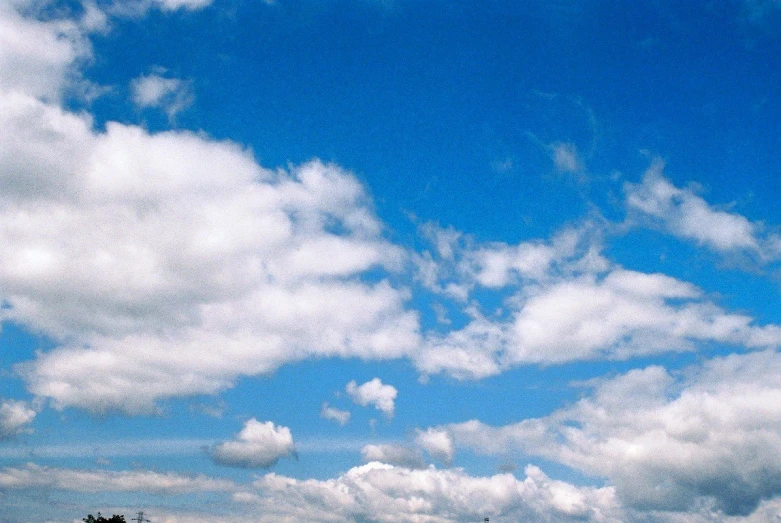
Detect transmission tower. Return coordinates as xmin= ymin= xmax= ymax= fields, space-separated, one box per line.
xmin=131 ymin=512 xmax=150 ymax=523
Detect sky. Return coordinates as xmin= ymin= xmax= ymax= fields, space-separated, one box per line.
xmin=1 ymin=0 xmax=781 ymax=521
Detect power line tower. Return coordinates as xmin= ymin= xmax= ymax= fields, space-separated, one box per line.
xmin=131 ymin=512 xmax=150 ymax=523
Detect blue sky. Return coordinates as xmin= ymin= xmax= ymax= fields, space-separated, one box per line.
xmin=1 ymin=0 xmax=781 ymax=521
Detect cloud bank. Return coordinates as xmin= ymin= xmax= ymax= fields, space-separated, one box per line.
xmin=434 ymin=349 xmax=781 ymax=517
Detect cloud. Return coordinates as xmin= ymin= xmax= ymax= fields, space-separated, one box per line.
xmin=1 ymin=100 xmax=418 ymax=413
xmin=415 ymin=427 xmax=454 ymax=465
xmin=211 ymin=419 xmax=296 ymax=469
xmin=320 ymin=402 xmax=350 ymax=425
xmin=361 ymin=444 xmax=426 ymax=469
xmin=436 ymin=350 xmax=781 ymax=517
xmin=131 ymin=72 xmax=194 ymax=119
xmin=238 ymin=462 xmax=620 ymax=522
xmin=0 ymin=400 xmax=36 ymax=439
xmin=0 ymin=463 xmax=235 ymax=494
xmin=104 ymin=0 xmax=213 ymax=17
xmin=0 ymin=1 xmax=92 ymax=101
xmin=551 ymin=142 xmax=583 ymax=174
xmin=154 ymin=0 xmax=212 ymax=10
xmin=413 ymin=222 xmax=781 ymax=379
xmin=346 ymin=378 xmax=397 ymax=417
xmin=625 ymin=159 xmax=779 ymax=259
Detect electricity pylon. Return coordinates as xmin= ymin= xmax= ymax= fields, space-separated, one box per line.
xmin=131 ymin=512 xmax=150 ymax=523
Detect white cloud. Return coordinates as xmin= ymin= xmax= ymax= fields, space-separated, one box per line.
xmin=0 ymin=400 xmax=36 ymax=439
xmin=104 ymin=0 xmax=212 ymax=17
xmin=551 ymin=142 xmax=582 ymax=173
xmin=238 ymin=461 xmax=621 ymax=522
xmin=412 ymin=220 xmax=781 ymax=380
xmin=625 ymin=160 xmax=780 ymax=259
xmin=320 ymin=402 xmax=350 ymax=425
xmin=416 ymin=266 xmax=781 ymax=379
xmin=346 ymin=378 xmax=397 ymax=417
xmin=0 ymin=1 xmax=92 ymax=101
xmin=437 ymin=350 xmax=781 ymax=517
xmin=0 ymin=463 xmax=235 ymax=494
xmin=154 ymin=0 xmax=212 ymax=10
xmin=361 ymin=444 xmax=426 ymax=469
xmin=211 ymin=419 xmax=296 ymax=469
xmin=0 ymin=101 xmax=418 ymax=413
xmin=131 ymin=72 xmax=194 ymax=119
xmin=415 ymin=427 xmax=454 ymax=465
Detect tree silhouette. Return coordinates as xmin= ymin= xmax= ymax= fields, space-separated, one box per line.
xmin=83 ymin=513 xmax=126 ymax=523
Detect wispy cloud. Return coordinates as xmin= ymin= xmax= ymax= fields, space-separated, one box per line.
xmin=625 ymin=159 xmax=780 ymax=261
xmin=131 ymin=71 xmax=194 ymax=120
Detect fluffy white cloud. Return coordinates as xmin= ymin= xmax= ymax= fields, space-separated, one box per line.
xmin=346 ymin=378 xmax=397 ymax=417
xmin=626 ymin=160 xmax=779 ymax=259
xmin=211 ymin=419 xmax=296 ymax=469
xmin=413 ymin=221 xmax=781 ymax=379
xmin=320 ymin=402 xmax=350 ymax=425
xmin=361 ymin=444 xmax=426 ymax=469
xmin=417 ymin=266 xmax=781 ymax=379
xmin=131 ymin=72 xmax=194 ymax=118
xmin=0 ymin=399 xmax=36 ymax=439
xmin=0 ymin=463 xmax=235 ymax=494
xmin=437 ymin=350 xmax=781 ymax=517
xmin=415 ymin=427 xmax=454 ymax=464
xmin=0 ymin=96 xmax=418 ymax=413
xmin=0 ymin=1 xmax=92 ymax=101
xmin=0 ymin=0 xmax=419 ymax=417
xmin=237 ymin=461 xmax=621 ymax=522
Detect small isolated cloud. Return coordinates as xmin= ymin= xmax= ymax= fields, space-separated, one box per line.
xmin=415 ymin=427 xmax=454 ymax=465
xmin=625 ymin=159 xmax=780 ymax=260
xmin=131 ymin=72 xmax=194 ymax=119
xmin=211 ymin=419 xmax=296 ymax=469
xmin=551 ymin=142 xmax=582 ymax=174
xmin=346 ymin=378 xmax=397 ymax=417
xmin=108 ymin=0 xmax=213 ymax=16
xmin=0 ymin=400 xmax=36 ymax=439
xmin=155 ymin=0 xmax=212 ymax=10
xmin=361 ymin=444 xmax=426 ymax=469
xmin=320 ymin=402 xmax=350 ymax=426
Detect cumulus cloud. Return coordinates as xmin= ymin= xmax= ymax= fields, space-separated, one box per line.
xmin=361 ymin=444 xmax=426 ymax=469
xmin=0 ymin=0 xmax=414 ymax=418
xmin=0 ymin=1 xmax=92 ymax=101
xmin=211 ymin=419 xmax=296 ymax=469
xmin=346 ymin=378 xmax=397 ymax=417
xmin=0 ymin=400 xmax=36 ymax=439
xmin=131 ymin=72 xmax=194 ymax=119
xmin=625 ymin=160 xmax=780 ymax=260
xmin=0 ymin=463 xmax=235 ymax=494
xmin=415 ymin=427 xmax=454 ymax=464
xmin=0 ymin=97 xmax=418 ymax=413
xmin=436 ymin=350 xmax=781 ymax=517
xmin=413 ymin=221 xmax=781 ymax=379
xmin=237 ymin=461 xmax=620 ymax=522
xmin=320 ymin=402 xmax=350 ymax=425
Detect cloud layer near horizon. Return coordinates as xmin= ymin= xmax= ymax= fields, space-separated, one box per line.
xmin=431 ymin=350 xmax=781 ymax=517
